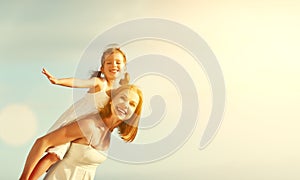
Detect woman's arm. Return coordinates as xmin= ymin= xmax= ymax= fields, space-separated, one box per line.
xmin=42 ymin=68 xmax=104 ymax=89
xmin=19 ymin=121 xmax=85 ymax=180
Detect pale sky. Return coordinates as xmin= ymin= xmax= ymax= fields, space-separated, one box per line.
xmin=1 ymin=0 xmax=300 ymax=179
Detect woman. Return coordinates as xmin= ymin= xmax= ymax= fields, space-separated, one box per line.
xmin=19 ymin=84 xmax=143 ymax=180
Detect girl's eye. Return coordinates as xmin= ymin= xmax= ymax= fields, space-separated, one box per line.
xmin=115 ymin=60 xmax=121 ymax=64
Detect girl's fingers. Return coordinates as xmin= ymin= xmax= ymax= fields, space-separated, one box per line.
xmin=42 ymin=69 xmax=52 ymax=78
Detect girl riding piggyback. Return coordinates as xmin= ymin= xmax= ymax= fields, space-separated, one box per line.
xmin=30 ymin=47 xmax=129 ymax=180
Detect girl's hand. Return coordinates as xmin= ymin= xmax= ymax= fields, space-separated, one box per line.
xmin=42 ymin=68 xmax=58 ymax=84
xmin=119 ymin=72 xmax=130 ymax=85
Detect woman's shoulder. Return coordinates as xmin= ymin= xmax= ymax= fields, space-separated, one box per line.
xmin=77 ymin=114 xmax=98 ymax=127
xmin=76 ymin=114 xmax=100 ymax=138
xmin=80 ymin=113 xmax=109 ymax=132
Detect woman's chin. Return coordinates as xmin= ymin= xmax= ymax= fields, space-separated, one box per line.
xmin=116 ymin=114 xmax=126 ymax=121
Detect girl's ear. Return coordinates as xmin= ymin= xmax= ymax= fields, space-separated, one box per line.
xmin=100 ymin=66 xmax=105 ymax=78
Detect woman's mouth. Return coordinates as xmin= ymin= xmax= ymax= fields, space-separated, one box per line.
xmin=117 ymin=106 xmax=127 ymax=116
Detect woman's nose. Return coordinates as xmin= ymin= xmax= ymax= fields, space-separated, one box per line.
xmin=125 ymin=102 xmax=129 ymax=108
xmin=122 ymin=101 xmax=130 ymax=109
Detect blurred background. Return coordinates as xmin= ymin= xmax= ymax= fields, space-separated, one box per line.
xmin=1 ymin=0 xmax=300 ymax=179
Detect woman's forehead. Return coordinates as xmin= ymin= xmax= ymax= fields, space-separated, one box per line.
xmin=117 ymin=89 xmax=139 ymax=101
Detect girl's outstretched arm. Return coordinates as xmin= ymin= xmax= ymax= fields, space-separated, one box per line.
xmin=42 ymin=68 xmax=103 ymax=89
xmin=19 ymin=121 xmax=85 ymax=180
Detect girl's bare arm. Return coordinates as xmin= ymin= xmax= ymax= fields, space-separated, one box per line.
xmin=42 ymin=68 xmax=103 ymax=89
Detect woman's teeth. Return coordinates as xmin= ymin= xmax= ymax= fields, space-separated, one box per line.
xmin=117 ymin=107 xmax=126 ymax=115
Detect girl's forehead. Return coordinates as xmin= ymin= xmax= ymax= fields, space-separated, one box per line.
xmin=104 ymin=52 xmax=125 ymax=61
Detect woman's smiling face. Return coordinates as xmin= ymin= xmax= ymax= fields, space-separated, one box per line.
xmin=111 ymin=89 xmax=140 ymax=121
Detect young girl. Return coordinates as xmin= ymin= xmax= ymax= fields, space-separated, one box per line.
xmin=20 ymin=84 xmax=143 ymax=180
xmin=29 ymin=47 xmax=129 ymax=179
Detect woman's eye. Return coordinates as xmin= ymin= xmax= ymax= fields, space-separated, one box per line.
xmin=130 ymin=102 xmax=136 ymax=107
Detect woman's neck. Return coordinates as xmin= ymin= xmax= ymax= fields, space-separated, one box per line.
xmin=102 ymin=116 xmax=121 ymax=132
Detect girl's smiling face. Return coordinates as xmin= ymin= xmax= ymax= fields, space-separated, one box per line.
xmin=101 ymin=52 xmax=126 ymax=81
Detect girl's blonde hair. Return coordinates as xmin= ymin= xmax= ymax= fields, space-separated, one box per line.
xmin=101 ymin=47 xmax=127 ymax=65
